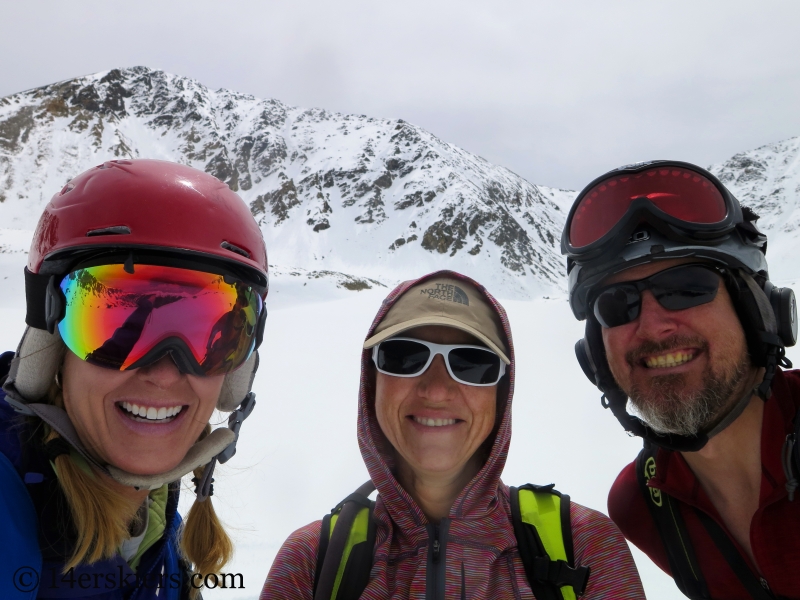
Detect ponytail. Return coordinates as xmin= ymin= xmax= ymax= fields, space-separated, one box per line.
xmin=180 ymin=425 xmax=233 ymax=597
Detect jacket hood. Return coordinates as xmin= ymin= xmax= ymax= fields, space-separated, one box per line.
xmin=357 ymin=270 xmax=515 ymax=529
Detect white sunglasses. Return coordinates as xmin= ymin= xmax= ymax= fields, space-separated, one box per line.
xmin=371 ymin=337 xmax=506 ymax=387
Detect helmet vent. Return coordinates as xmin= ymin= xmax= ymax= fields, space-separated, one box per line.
xmin=60 ymin=182 xmax=75 ymax=195
xmin=221 ymin=241 xmax=251 ymax=259
xmin=86 ymin=226 xmax=132 ymax=237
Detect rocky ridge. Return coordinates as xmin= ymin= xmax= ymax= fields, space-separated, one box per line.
xmin=0 ymin=67 xmax=574 ymax=298
xmin=708 ymin=136 xmax=800 ymax=284
xmin=2 ymin=67 xmax=797 ymax=296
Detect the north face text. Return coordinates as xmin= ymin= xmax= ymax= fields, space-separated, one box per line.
xmin=419 ymin=283 xmax=469 ymax=306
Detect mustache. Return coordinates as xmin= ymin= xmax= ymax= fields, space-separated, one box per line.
xmin=625 ymin=335 xmax=708 ymax=366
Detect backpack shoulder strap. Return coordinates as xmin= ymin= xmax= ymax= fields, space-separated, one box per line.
xmin=0 ymin=449 xmax=41 ymax=598
xmin=313 ymin=480 xmax=376 ymax=600
xmin=634 ymin=445 xmax=709 ymax=599
xmin=510 ymin=483 xmax=590 ymax=600
xmin=784 ymin=405 xmax=800 ymax=500
xmin=692 ymin=508 xmax=775 ymax=600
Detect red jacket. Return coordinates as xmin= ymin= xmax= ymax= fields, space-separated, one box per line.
xmin=608 ymin=368 xmax=800 ymax=599
xmin=262 ymin=271 xmax=644 ymax=599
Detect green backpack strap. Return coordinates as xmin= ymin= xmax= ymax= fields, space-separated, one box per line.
xmin=510 ymin=483 xmax=591 ymax=599
xmin=314 ymin=480 xmax=377 ymax=600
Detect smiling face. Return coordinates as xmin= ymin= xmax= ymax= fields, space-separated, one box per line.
xmin=61 ymin=351 xmax=223 ymax=475
xmin=600 ymin=259 xmax=755 ymax=435
xmin=374 ymin=325 xmax=498 ymax=484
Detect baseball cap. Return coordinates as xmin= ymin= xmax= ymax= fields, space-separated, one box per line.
xmin=363 ymin=277 xmax=510 ymax=364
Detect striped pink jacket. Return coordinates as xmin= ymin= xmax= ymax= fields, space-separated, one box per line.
xmin=262 ymin=271 xmax=645 ymax=599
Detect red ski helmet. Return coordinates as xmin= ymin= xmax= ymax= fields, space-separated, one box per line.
xmin=5 ymin=159 xmax=268 ymax=493
xmin=28 ymin=159 xmax=267 ymax=286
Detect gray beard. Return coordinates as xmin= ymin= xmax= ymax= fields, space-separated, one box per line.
xmin=628 ymin=355 xmax=750 ymax=437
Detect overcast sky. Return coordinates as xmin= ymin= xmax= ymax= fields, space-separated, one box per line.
xmin=3 ymin=0 xmax=799 ymax=190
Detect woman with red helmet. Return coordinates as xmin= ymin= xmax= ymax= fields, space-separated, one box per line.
xmin=0 ymin=160 xmax=268 ymax=599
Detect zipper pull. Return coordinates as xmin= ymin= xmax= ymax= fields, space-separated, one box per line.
xmin=433 ymin=539 xmax=440 ymax=563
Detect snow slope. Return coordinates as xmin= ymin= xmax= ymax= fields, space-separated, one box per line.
xmin=0 ymin=241 xmax=680 ymax=599
xmin=2 ymin=64 xmax=800 ymax=598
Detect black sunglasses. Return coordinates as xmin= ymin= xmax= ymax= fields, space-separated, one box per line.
xmin=372 ymin=338 xmax=506 ymax=386
xmin=592 ymin=264 xmax=724 ymax=328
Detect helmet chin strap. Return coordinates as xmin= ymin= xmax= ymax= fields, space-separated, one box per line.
xmin=703 ymin=369 xmax=764 ymax=441
xmin=590 ymin=268 xmax=791 ymax=452
xmin=4 ymin=378 xmax=256 ymax=492
xmin=601 ymin=364 xmax=770 ymax=452
xmin=3 ymin=326 xmax=259 ymax=493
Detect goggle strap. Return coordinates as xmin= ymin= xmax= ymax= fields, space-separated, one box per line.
xmin=24 ymin=268 xmax=53 ymax=331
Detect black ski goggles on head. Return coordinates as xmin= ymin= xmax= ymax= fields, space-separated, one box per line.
xmin=564 ymin=162 xmax=741 ymax=256
xmin=372 ymin=338 xmax=506 ymax=386
xmin=591 ymin=264 xmax=724 ymax=328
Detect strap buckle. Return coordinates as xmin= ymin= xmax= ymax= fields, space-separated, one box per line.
xmin=2 ymin=391 xmax=36 ymax=416
xmin=532 ymin=556 xmax=591 ymax=596
xmin=217 ymin=392 xmax=256 ymax=464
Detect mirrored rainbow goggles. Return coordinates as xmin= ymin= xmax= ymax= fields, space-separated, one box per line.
xmin=51 ymin=263 xmax=265 ymax=376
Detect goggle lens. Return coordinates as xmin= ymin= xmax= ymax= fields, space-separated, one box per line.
xmin=593 ymin=265 xmax=721 ymax=328
xmin=374 ymin=339 xmax=504 ymax=386
xmin=58 ymin=264 xmax=263 ymax=375
xmin=569 ymin=167 xmax=728 ymax=248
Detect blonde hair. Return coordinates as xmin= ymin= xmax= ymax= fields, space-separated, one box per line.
xmin=45 ymin=382 xmax=233 ymax=587
xmin=180 ymin=426 xmax=233 ymax=577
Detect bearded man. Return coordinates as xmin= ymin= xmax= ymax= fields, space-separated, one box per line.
xmin=562 ymin=160 xmax=800 ymax=599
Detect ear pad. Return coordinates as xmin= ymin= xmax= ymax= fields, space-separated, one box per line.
xmin=727 ymin=275 xmax=771 ymax=367
xmin=770 ymin=285 xmax=798 ymax=347
xmin=575 ymin=338 xmax=597 ymax=384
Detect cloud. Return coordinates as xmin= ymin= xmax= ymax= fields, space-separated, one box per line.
xmin=2 ymin=0 xmax=799 ymax=189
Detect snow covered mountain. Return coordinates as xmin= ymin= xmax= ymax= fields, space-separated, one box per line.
xmin=708 ymin=136 xmax=800 ymax=286
xmin=1 ymin=66 xmax=798 ymax=298
xmin=0 ymin=67 xmax=573 ymax=299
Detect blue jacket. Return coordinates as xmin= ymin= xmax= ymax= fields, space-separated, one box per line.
xmin=0 ymin=352 xmax=192 ymax=599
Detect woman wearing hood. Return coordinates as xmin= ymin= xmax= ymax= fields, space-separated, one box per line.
xmin=262 ymin=271 xmax=644 ymax=599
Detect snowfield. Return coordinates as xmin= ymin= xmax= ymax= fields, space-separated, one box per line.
xmin=3 ymin=66 xmax=800 ymax=598
xmin=4 ymin=227 xmax=800 ymax=599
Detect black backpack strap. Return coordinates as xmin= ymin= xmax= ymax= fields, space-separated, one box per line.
xmin=693 ymin=509 xmax=776 ymax=600
xmin=635 ymin=445 xmax=709 ymax=599
xmin=313 ymin=512 xmax=333 ymax=596
xmin=511 ymin=483 xmax=590 ymax=599
xmin=313 ymin=480 xmax=376 ymax=600
xmin=782 ymin=406 xmax=800 ymax=501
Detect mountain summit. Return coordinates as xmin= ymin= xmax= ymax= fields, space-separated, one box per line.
xmin=2 ymin=67 xmax=797 ymax=297
xmin=0 ymin=67 xmax=573 ymax=298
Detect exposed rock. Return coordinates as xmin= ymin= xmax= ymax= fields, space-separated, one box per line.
xmin=0 ymin=66 xmax=577 ymax=297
